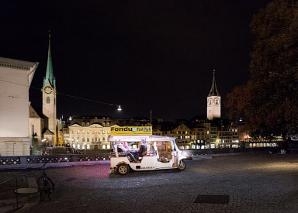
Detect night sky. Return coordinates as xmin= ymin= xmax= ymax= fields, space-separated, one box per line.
xmin=0 ymin=0 xmax=271 ymax=120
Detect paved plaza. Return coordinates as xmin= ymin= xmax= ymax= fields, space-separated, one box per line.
xmin=1 ymin=153 xmax=298 ymax=213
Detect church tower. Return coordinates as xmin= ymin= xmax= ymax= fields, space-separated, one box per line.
xmin=42 ymin=33 xmax=57 ymax=144
xmin=207 ymin=69 xmax=221 ymax=120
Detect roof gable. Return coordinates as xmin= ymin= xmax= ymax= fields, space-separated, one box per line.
xmin=0 ymin=57 xmax=37 ymax=71
xmin=89 ymin=124 xmax=103 ymax=128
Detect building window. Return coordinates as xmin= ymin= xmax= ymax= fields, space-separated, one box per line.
xmin=46 ymin=97 xmax=50 ymax=104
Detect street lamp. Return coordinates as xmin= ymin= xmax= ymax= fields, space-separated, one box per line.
xmin=117 ymin=105 xmax=122 ymax=112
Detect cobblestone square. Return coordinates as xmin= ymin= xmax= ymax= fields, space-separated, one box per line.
xmin=1 ymin=153 xmax=298 ymax=213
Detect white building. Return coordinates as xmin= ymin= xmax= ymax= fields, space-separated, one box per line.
xmin=0 ymin=57 xmax=38 ymax=156
xmin=29 ymin=104 xmax=43 ymax=142
xmin=64 ymin=123 xmax=118 ymax=150
xmin=207 ymin=70 xmax=221 ymax=120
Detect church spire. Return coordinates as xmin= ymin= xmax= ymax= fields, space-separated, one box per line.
xmin=44 ymin=31 xmax=55 ymax=87
xmin=208 ymin=69 xmax=219 ymax=96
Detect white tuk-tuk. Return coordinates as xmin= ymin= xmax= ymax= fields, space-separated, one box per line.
xmin=109 ymin=135 xmax=187 ymax=175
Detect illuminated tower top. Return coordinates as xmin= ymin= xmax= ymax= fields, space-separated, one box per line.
xmin=208 ymin=69 xmax=219 ymax=97
xmin=207 ymin=69 xmax=221 ymax=120
xmin=43 ymin=32 xmax=56 ymax=88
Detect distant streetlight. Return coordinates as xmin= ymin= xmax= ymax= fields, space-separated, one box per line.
xmin=117 ymin=105 xmax=122 ymax=112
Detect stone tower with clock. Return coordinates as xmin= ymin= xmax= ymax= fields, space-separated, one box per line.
xmin=207 ymin=70 xmax=221 ymax=120
xmin=42 ymin=33 xmax=57 ymax=145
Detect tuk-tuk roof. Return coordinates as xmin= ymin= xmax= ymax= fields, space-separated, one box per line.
xmin=108 ymin=135 xmax=176 ymax=142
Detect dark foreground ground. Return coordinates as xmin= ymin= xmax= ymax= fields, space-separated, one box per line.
xmin=1 ymin=153 xmax=298 ymax=213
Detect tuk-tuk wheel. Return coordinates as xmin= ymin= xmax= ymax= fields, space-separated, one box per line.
xmin=117 ymin=163 xmax=129 ymax=175
xmin=178 ymin=160 xmax=186 ymax=171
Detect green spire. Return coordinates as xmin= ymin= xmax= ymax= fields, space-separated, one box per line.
xmin=44 ymin=32 xmax=55 ymax=87
xmin=208 ymin=69 xmax=220 ymax=96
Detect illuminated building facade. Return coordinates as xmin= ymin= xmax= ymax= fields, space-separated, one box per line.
xmin=0 ymin=57 xmax=38 ymax=156
xmin=64 ymin=123 xmax=116 ymax=150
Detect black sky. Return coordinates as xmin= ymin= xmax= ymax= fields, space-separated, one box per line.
xmin=0 ymin=0 xmax=271 ymax=120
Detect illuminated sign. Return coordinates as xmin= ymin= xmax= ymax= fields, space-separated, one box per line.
xmin=110 ymin=126 xmax=152 ymax=136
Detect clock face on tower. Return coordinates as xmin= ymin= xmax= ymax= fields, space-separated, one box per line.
xmin=44 ymin=86 xmax=53 ymax=94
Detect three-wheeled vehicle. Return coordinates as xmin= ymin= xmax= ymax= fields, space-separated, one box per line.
xmin=109 ymin=135 xmax=187 ymax=175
